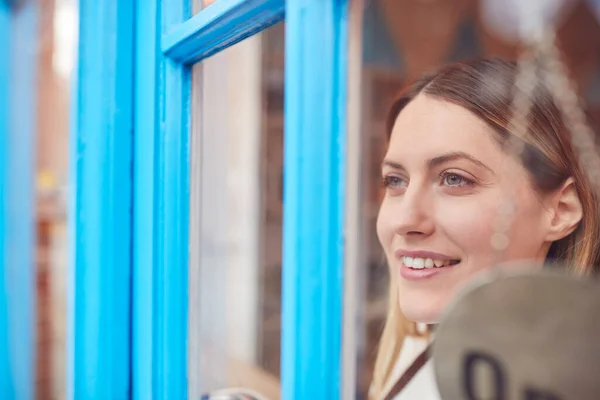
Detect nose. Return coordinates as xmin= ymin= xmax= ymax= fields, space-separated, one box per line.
xmin=392 ymin=184 xmax=435 ymax=237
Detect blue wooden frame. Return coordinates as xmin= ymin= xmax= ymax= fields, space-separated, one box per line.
xmin=162 ymin=0 xmax=284 ymax=64
xmin=282 ymin=1 xmax=348 ymax=398
xmin=73 ymin=0 xmax=349 ymax=398
xmin=68 ymin=0 xmax=134 ymax=398
xmin=0 ymin=5 xmax=11 ymax=395
xmin=133 ymin=0 xmax=287 ymax=398
xmin=135 ymin=0 xmax=348 ymax=398
xmin=0 ymin=5 xmax=9 ymax=394
xmin=132 ymin=0 xmax=191 ymax=398
xmin=132 ymin=0 xmax=161 ymax=397
xmin=0 ymin=2 xmax=38 ymax=398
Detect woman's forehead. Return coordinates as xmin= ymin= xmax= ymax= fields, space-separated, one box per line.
xmin=387 ymin=95 xmax=502 ymax=164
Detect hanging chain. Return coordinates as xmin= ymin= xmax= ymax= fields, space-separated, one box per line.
xmin=491 ymin=45 xmax=538 ymax=260
xmin=538 ymin=31 xmax=600 ymax=190
xmin=491 ymin=10 xmax=600 ymax=266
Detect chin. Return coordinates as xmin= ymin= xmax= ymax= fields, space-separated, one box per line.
xmin=399 ymin=299 xmax=442 ymax=325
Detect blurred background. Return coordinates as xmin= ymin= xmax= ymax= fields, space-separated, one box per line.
xmin=5 ymin=0 xmax=600 ymax=398
xmin=17 ymin=0 xmax=76 ymax=398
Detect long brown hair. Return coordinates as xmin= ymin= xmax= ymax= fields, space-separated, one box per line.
xmin=370 ymin=58 xmax=600 ymax=399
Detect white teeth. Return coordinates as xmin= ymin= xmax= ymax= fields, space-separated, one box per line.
xmin=403 ymin=256 xmax=454 ymax=269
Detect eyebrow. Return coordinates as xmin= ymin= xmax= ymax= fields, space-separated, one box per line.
xmin=382 ymin=151 xmax=494 ymax=173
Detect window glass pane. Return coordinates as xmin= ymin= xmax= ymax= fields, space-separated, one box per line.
xmin=356 ymin=0 xmax=600 ymax=398
xmin=36 ymin=0 xmax=77 ymax=397
xmin=191 ymin=0 xmax=221 ymax=14
xmin=191 ymin=0 xmax=202 ymax=14
xmin=188 ymin=22 xmax=284 ymax=399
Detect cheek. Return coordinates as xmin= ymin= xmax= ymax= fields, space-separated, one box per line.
xmin=504 ymin=197 xmax=550 ymax=259
xmin=435 ymin=198 xmax=498 ymax=256
xmin=376 ymin=201 xmax=394 ymax=252
xmin=437 ymin=192 xmax=550 ymax=262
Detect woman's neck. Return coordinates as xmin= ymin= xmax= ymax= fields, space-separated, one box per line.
xmin=416 ymin=323 xmax=437 ymax=334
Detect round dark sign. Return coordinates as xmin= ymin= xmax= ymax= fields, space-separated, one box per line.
xmin=433 ymin=267 xmax=600 ymax=400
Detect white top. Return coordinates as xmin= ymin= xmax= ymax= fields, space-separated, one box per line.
xmin=384 ymin=336 xmax=441 ymax=400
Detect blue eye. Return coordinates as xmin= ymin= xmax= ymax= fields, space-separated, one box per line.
xmin=440 ymin=172 xmax=473 ymax=187
xmin=382 ymin=175 xmax=406 ymax=188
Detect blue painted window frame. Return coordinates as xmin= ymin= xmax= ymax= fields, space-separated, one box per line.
xmin=0 ymin=1 xmax=38 ymax=399
xmin=73 ymin=0 xmax=349 ymax=398
xmin=133 ymin=0 xmax=191 ymax=397
xmin=281 ymin=2 xmax=348 ymax=398
xmin=69 ymin=0 xmax=134 ymax=398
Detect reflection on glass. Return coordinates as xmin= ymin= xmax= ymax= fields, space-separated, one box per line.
xmin=191 ymin=0 xmax=220 ymax=14
xmin=36 ymin=0 xmax=76 ymax=398
xmin=188 ymin=23 xmax=284 ymax=400
xmin=358 ymin=0 xmax=600 ymax=398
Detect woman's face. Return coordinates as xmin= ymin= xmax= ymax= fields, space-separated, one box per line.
xmin=377 ymin=94 xmax=554 ymax=323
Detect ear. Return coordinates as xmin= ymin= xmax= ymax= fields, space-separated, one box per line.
xmin=545 ymin=178 xmax=583 ymax=242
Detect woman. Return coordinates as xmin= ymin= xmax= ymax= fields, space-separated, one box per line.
xmin=370 ymin=58 xmax=600 ymax=399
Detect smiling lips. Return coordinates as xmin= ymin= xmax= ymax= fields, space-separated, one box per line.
xmin=402 ymin=256 xmax=455 ymax=269
xmin=394 ymin=249 xmax=460 ymax=279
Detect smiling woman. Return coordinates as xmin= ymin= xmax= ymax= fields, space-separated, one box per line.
xmin=371 ymin=58 xmax=600 ymax=399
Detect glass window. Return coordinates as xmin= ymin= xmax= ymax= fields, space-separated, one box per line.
xmin=191 ymin=0 xmax=222 ymax=14
xmin=188 ymin=22 xmax=285 ymax=399
xmin=355 ymin=0 xmax=600 ymax=398
xmin=36 ymin=0 xmax=77 ymax=397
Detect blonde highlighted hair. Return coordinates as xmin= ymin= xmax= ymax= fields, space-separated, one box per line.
xmin=369 ymin=58 xmax=600 ymax=399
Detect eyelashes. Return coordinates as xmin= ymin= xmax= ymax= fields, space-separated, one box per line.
xmin=438 ymin=171 xmax=475 ymax=188
xmin=381 ymin=175 xmax=406 ymax=189
xmin=381 ymin=170 xmax=477 ymax=193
